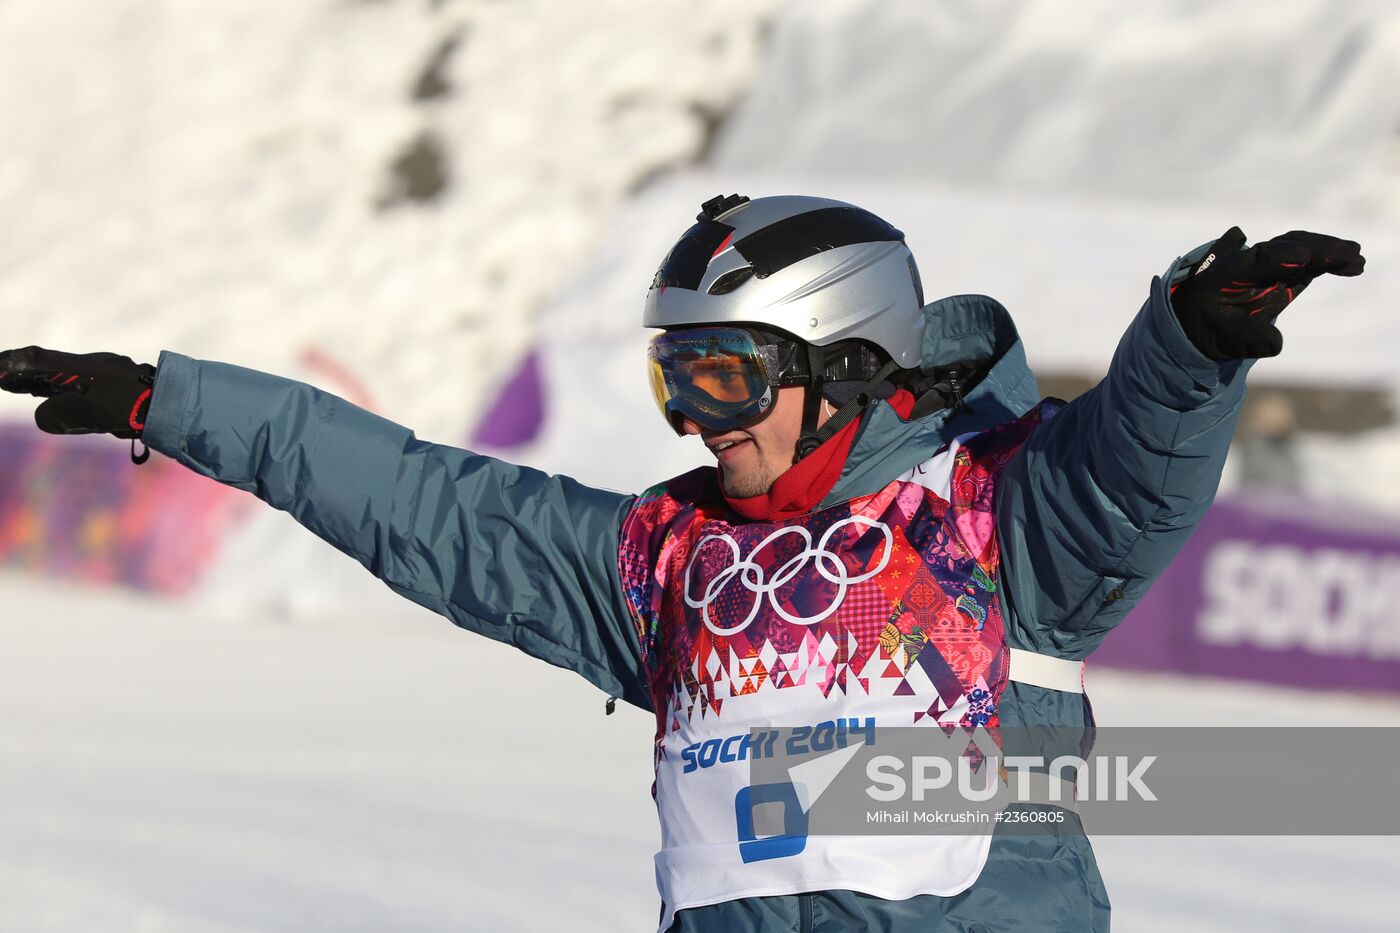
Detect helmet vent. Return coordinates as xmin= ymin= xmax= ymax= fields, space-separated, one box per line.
xmin=707 ymin=266 xmax=755 ymax=295
xmin=651 ymin=219 xmax=735 ymax=290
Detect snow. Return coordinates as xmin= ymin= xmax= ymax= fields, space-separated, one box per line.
xmin=0 ymin=574 xmax=660 ymax=933
xmin=715 ymin=0 xmax=1400 ymax=218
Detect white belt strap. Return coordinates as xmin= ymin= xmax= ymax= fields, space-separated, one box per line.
xmin=1007 ymin=648 xmax=1085 ymax=693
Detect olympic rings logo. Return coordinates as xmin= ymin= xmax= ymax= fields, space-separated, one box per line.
xmin=683 ymin=516 xmax=893 ymax=636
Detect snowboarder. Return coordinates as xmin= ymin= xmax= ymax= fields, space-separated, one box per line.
xmin=0 ymin=194 xmax=1365 ymax=931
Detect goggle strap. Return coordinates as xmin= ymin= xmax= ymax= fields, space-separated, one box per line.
xmin=796 ymin=356 xmax=902 ymax=461
xmin=799 ymin=342 xmax=826 ymax=457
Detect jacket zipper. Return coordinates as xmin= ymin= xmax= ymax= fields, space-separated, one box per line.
xmin=946 ymin=370 xmax=965 ymax=410
xmin=799 ymin=892 xmax=813 ymax=933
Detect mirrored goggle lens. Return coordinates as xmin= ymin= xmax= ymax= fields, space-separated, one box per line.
xmin=647 ymin=329 xmax=777 ymax=434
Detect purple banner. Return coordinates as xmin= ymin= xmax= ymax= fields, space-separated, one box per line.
xmin=471 ymin=349 xmax=544 ymax=449
xmin=1094 ymin=492 xmax=1400 ymax=693
xmin=0 ymin=425 xmax=252 ymax=592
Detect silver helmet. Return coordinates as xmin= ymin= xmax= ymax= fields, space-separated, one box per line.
xmin=643 ymin=194 xmax=926 ymax=368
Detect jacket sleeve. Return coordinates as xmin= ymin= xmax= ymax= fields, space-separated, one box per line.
xmin=142 ymin=351 xmax=650 ymax=709
xmin=995 ymin=258 xmax=1255 ymax=658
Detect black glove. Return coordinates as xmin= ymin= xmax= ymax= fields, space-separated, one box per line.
xmin=0 ymin=347 xmax=156 ymax=448
xmin=1171 ymin=227 xmax=1365 ymax=360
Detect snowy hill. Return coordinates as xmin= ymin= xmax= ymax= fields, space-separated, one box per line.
xmin=0 ymin=0 xmax=779 ymax=441
xmin=717 ymin=0 xmax=1400 ymax=217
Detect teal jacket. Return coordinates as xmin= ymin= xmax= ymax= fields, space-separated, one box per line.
xmin=142 ymin=252 xmax=1251 ymax=932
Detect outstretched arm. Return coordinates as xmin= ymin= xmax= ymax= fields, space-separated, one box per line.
xmin=996 ymin=229 xmax=1364 ymax=659
xmin=1 ymin=347 xmax=650 ymax=709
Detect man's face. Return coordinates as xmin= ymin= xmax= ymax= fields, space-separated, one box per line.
xmin=680 ymin=386 xmax=827 ymax=498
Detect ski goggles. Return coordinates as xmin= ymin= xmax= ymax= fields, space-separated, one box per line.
xmin=647 ymin=327 xmax=805 ymax=435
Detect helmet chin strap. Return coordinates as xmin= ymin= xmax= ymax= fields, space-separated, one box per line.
xmin=795 ymin=342 xmax=900 ymax=462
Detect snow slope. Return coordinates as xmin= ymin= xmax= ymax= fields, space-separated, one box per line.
xmin=716 ymin=0 xmax=1400 ymax=217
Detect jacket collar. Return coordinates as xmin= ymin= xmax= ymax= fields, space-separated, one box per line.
xmin=823 ymin=294 xmax=1040 ymax=507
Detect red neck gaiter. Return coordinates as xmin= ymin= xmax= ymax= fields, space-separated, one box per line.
xmin=723 ymin=389 xmax=915 ymax=522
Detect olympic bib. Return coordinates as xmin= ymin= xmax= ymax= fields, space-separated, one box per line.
xmin=618 ymin=402 xmax=1058 ymax=929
